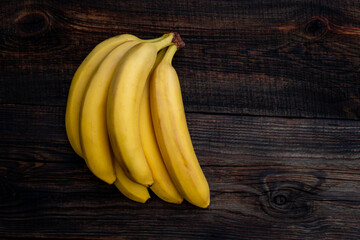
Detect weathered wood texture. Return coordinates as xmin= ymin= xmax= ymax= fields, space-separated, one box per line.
xmin=1 ymin=0 xmax=360 ymax=239
xmin=1 ymin=104 xmax=360 ymax=239
xmin=1 ymin=0 xmax=360 ymax=119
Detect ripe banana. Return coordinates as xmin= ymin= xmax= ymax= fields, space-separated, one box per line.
xmin=79 ymin=40 xmax=142 ymax=184
xmin=65 ymin=34 xmax=140 ymax=158
xmin=66 ymin=31 xmax=210 ymax=207
xmin=140 ymin=48 xmax=183 ymax=204
xmin=150 ymin=44 xmax=210 ymax=208
xmin=114 ymin=160 xmax=150 ymax=203
xmin=107 ymin=33 xmax=174 ymax=187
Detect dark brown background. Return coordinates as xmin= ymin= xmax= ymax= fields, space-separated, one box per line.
xmin=1 ymin=0 xmax=360 ymax=239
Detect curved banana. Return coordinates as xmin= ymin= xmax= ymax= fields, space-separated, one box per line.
xmin=65 ymin=34 xmax=140 ymax=158
xmin=140 ymin=48 xmax=183 ymax=204
xmin=79 ymin=40 xmax=141 ymax=184
xmin=107 ymin=33 xmax=174 ymax=187
xmin=150 ymin=44 xmax=210 ymax=208
xmin=114 ymin=160 xmax=150 ymax=203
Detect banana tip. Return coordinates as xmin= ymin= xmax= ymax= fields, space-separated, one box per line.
xmin=142 ymin=196 xmax=151 ymax=204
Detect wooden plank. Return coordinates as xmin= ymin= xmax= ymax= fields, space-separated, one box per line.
xmin=1 ymin=104 xmax=359 ymax=239
xmin=1 ymin=0 xmax=360 ymax=119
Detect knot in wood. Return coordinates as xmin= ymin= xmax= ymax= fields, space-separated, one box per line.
xmin=305 ymin=17 xmax=328 ymax=38
xmin=15 ymin=10 xmax=49 ymax=37
xmin=258 ymin=170 xmax=326 ymax=220
xmin=272 ymin=192 xmax=287 ymax=206
xmin=265 ymin=186 xmax=313 ymax=219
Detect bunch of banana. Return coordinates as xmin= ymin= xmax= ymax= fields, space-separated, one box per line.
xmin=65 ymin=32 xmax=210 ymax=208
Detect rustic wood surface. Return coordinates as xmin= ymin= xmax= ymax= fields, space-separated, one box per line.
xmin=1 ymin=0 xmax=360 ymax=239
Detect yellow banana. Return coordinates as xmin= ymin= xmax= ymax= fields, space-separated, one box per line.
xmin=107 ymin=33 xmax=174 ymax=187
xmin=79 ymin=40 xmax=141 ymax=184
xmin=140 ymin=48 xmax=183 ymax=204
xmin=65 ymin=34 xmax=140 ymax=158
xmin=150 ymin=44 xmax=210 ymax=208
xmin=114 ymin=160 xmax=150 ymax=203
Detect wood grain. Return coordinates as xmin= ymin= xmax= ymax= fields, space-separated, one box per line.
xmin=1 ymin=104 xmax=360 ymax=239
xmin=0 ymin=0 xmax=359 ymax=119
xmin=1 ymin=0 xmax=360 ymax=239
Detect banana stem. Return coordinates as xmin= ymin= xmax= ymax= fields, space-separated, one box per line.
xmin=172 ymin=32 xmax=185 ymax=49
xmin=152 ymin=33 xmax=175 ymax=51
xmin=162 ymin=44 xmax=178 ymax=64
xmin=140 ymin=32 xmax=185 ymax=52
xmin=142 ymin=33 xmax=169 ymax=43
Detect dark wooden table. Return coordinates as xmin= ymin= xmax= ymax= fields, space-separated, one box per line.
xmin=1 ymin=0 xmax=360 ymax=239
